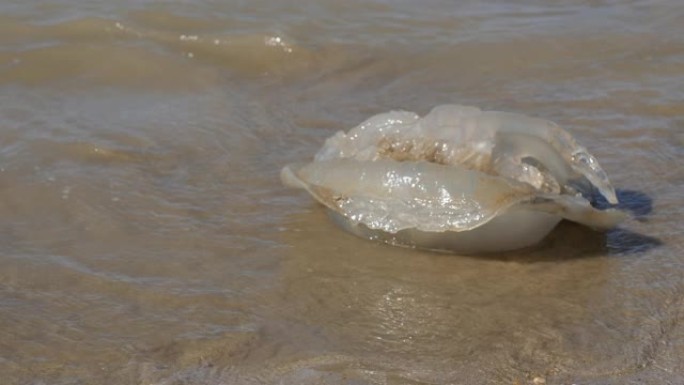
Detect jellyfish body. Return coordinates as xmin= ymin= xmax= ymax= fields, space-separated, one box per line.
xmin=282 ymin=105 xmax=625 ymax=253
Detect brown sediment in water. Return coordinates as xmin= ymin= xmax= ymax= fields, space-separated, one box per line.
xmin=377 ymin=137 xmax=455 ymax=165
xmin=0 ymin=1 xmax=682 ymax=384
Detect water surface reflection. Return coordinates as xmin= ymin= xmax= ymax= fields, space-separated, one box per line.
xmin=275 ymin=208 xmax=659 ymax=383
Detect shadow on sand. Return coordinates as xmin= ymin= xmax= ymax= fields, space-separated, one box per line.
xmin=594 ymin=188 xmax=654 ymax=221
xmin=483 ymin=188 xmax=662 ymax=262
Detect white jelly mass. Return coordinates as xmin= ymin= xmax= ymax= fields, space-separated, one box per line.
xmin=282 ymin=105 xmax=626 ymax=253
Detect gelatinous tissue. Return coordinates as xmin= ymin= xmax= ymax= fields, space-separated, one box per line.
xmin=282 ymin=105 xmax=625 ymax=253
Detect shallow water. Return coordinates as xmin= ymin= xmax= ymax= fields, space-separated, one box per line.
xmin=0 ymin=1 xmax=683 ymax=384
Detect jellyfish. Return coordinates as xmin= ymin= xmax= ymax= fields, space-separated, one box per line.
xmin=282 ymin=105 xmax=625 ymax=253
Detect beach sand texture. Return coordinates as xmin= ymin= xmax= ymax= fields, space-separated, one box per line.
xmin=0 ymin=1 xmax=682 ymax=384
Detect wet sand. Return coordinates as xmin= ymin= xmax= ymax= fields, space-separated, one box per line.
xmin=0 ymin=1 xmax=683 ymax=384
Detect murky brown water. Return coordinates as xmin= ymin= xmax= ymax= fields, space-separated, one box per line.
xmin=1 ymin=1 xmax=683 ymax=384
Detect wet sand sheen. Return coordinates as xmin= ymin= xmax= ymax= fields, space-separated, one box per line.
xmin=0 ymin=1 xmax=683 ymax=384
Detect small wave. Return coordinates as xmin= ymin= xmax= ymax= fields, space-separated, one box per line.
xmin=0 ymin=15 xmax=315 ymax=87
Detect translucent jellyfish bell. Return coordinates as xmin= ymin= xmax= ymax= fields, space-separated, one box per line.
xmin=282 ymin=105 xmax=626 ymax=253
